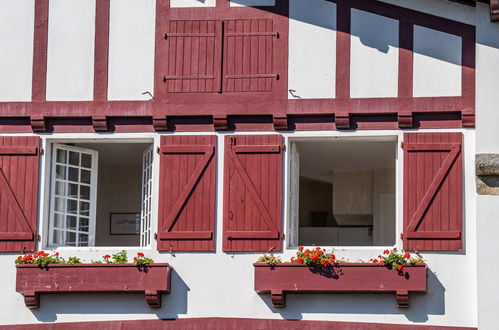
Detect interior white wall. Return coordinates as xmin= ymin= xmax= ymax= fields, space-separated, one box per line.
xmin=46 ymin=0 xmax=95 ymax=101
xmin=349 ymin=9 xmax=399 ymax=98
xmin=107 ymin=0 xmax=155 ymax=101
xmin=413 ymin=26 xmax=462 ymax=97
xmin=0 ymin=0 xmax=34 ymax=102
xmin=288 ymin=0 xmax=336 ymax=99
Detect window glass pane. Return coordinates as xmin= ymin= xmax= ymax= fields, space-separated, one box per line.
xmin=54 ymin=197 xmax=65 ymax=212
xmin=68 ymin=183 xmax=79 ymax=198
xmin=80 ymin=185 xmax=90 ymax=200
xmin=81 ymin=153 xmax=92 ymax=168
xmin=67 ymin=199 xmax=78 ymax=214
xmin=56 ymin=165 xmax=66 ymax=180
xmin=79 ymin=218 xmax=89 ymax=231
xmin=67 ymin=216 xmax=77 ymax=230
xmin=78 ymin=234 xmax=89 ymax=246
xmin=66 ymin=232 xmax=76 ymax=246
xmin=69 ymin=151 xmax=80 ymax=166
xmin=55 ymin=181 xmax=65 ymax=196
xmin=68 ymin=167 xmax=79 ymax=182
xmin=53 ymin=230 xmax=64 ymax=244
xmin=53 ymin=213 xmax=64 ymax=228
xmin=81 ymin=170 xmax=91 ymax=184
xmin=56 ymin=149 xmax=67 ymax=164
xmin=79 ymin=201 xmax=90 ymax=216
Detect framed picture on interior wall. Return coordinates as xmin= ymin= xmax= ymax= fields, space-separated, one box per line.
xmin=110 ymin=213 xmax=140 ymax=235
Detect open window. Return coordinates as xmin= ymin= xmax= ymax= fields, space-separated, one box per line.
xmin=289 ymin=137 xmax=397 ymax=247
xmin=46 ymin=141 xmax=154 ymax=247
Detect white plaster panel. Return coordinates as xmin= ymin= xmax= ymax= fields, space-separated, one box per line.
xmin=107 ymin=0 xmax=155 ymax=101
xmin=413 ymin=26 xmax=462 ymax=97
xmin=230 ymin=0 xmax=275 ymax=7
xmin=170 ymin=0 xmax=216 ymax=8
xmin=350 ymin=9 xmax=399 ymax=98
xmin=46 ymin=0 xmax=95 ymax=101
xmin=0 ymin=0 xmax=34 ymax=102
xmin=288 ymin=0 xmax=336 ymax=99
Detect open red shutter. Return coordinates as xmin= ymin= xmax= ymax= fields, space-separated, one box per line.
xmin=223 ymin=19 xmax=278 ymax=92
xmin=165 ymin=20 xmax=221 ymax=93
xmin=403 ymin=132 xmax=463 ymax=251
xmin=157 ymin=135 xmax=216 ymax=251
xmin=223 ymin=135 xmax=283 ymax=252
xmin=0 ymin=137 xmax=40 ymax=252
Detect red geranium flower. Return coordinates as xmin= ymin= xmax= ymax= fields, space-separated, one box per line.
xmin=403 ymin=253 xmax=410 ymax=258
xmin=290 ymin=257 xmax=295 ymax=263
xmin=137 ymin=252 xmax=144 ymax=257
xmin=103 ymin=254 xmax=111 ymax=259
xmin=383 ymin=250 xmax=389 ymax=254
xmin=393 ymin=248 xmax=397 ymax=251
xmin=297 ymin=257 xmax=304 ymax=264
xmin=298 ymin=246 xmax=304 ymax=252
xmin=133 ymin=257 xmax=137 ymax=261
xmin=321 ymin=259 xmax=329 ymax=266
xmin=329 ymin=254 xmax=336 ymax=260
xmin=304 ymin=249 xmax=310 ymax=257
xmin=372 ymin=259 xmax=379 ymax=263
xmin=397 ymin=265 xmax=404 ymax=271
xmin=55 ymin=252 xmax=59 ymax=256
xmin=380 ymin=260 xmax=385 ymax=264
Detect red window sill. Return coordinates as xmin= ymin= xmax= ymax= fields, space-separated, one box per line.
xmin=16 ymin=263 xmax=171 ymax=309
xmin=254 ymin=263 xmax=427 ymax=308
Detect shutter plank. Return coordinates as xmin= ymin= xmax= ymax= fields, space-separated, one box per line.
xmin=403 ymin=132 xmax=463 ymax=251
xmin=223 ymin=135 xmax=283 ymax=252
xmin=157 ymin=136 xmax=216 ymax=252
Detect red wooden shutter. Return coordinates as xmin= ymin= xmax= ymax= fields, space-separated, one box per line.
xmin=223 ymin=19 xmax=278 ymax=92
xmin=157 ymin=135 xmax=216 ymax=251
xmin=165 ymin=20 xmax=221 ymax=93
xmin=403 ymin=132 xmax=463 ymax=251
xmin=0 ymin=137 xmax=40 ymax=252
xmin=223 ymin=135 xmax=283 ymax=252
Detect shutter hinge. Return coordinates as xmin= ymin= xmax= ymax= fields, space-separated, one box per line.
xmin=400 ymin=233 xmax=404 ymax=240
xmin=164 ymin=33 xmax=168 ymax=40
xmin=39 ymin=148 xmax=44 ymax=155
xmin=282 ymin=144 xmax=286 ymax=151
xmin=154 ymin=233 xmax=158 ymax=240
xmin=276 ymin=32 xmax=280 ymax=39
xmin=35 ymin=233 xmax=40 ymax=241
xmin=400 ymin=141 xmax=404 ymax=149
xmin=156 ymin=147 xmax=160 ymax=154
xmin=281 ymin=232 xmax=285 ymax=239
xmin=163 ymin=76 xmax=167 ymax=83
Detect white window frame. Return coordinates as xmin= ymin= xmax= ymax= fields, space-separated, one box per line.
xmin=48 ymin=143 xmax=98 ymax=248
xmin=286 ymin=134 xmax=400 ymax=251
xmin=41 ymin=135 xmax=158 ymax=251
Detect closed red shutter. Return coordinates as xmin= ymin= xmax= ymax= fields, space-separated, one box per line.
xmin=403 ymin=132 xmax=463 ymax=251
xmin=157 ymin=135 xmax=216 ymax=251
xmin=223 ymin=19 xmax=278 ymax=92
xmin=223 ymin=135 xmax=283 ymax=252
xmin=0 ymin=137 xmax=40 ymax=252
xmin=165 ymin=20 xmax=221 ymax=93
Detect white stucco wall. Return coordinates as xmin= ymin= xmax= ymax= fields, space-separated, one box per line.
xmin=46 ymin=0 xmax=96 ymax=101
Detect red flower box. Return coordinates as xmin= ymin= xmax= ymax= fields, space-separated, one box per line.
xmin=254 ymin=263 xmax=427 ymax=308
xmin=16 ymin=263 xmax=172 ymax=309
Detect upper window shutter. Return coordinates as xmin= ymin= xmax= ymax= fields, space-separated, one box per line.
xmin=157 ymin=135 xmax=216 ymax=251
xmin=0 ymin=137 xmax=40 ymax=252
xmin=223 ymin=19 xmax=278 ymax=92
xmin=223 ymin=135 xmax=283 ymax=252
xmin=403 ymin=132 xmax=463 ymax=251
xmin=165 ymin=20 xmax=221 ymax=93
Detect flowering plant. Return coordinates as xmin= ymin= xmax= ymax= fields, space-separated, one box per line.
xmin=133 ymin=252 xmax=154 ymax=266
xmin=257 ymin=254 xmax=282 ymax=265
xmin=370 ymin=248 xmax=424 ymax=271
xmin=290 ymin=246 xmax=336 ymax=267
xmin=15 ymin=251 xmax=78 ymax=268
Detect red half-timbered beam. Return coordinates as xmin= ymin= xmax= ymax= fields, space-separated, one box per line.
xmin=31 ymin=0 xmax=49 ymax=102
xmin=93 ymin=0 xmax=110 ymax=102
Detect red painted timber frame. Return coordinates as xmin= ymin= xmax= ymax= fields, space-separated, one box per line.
xmin=254 ymin=263 xmax=427 ymax=308
xmin=16 ymin=263 xmax=171 ymax=309
xmin=0 ymin=0 xmax=475 ymax=132
xmin=0 ymin=318 xmax=477 ymax=330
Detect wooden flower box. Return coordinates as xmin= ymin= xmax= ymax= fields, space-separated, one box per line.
xmin=16 ymin=263 xmax=172 ymax=309
xmin=254 ymin=263 xmax=427 ymax=308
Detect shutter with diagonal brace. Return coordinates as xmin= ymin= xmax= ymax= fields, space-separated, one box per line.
xmin=157 ymin=135 xmax=216 ymax=251
xmin=223 ymin=19 xmax=278 ymax=92
xmin=165 ymin=20 xmax=221 ymax=93
xmin=0 ymin=137 xmax=40 ymax=252
xmin=403 ymin=132 xmax=463 ymax=251
xmin=223 ymin=135 xmax=283 ymax=252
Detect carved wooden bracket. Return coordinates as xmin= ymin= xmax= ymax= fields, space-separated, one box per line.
xmin=213 ymin=115 xmax=228 ymax=131
xmin=335 ymin=114 xmax=350 ymax=130
xmin=23 ymin=291 xmax=39 ymax=309
xmin=273 ymin=115 xmax=288 ymax=131
xmin=462 ymin=113 xmax=475 ymax=128
xmin=30 ymin=116 xmax=46 ymax=132
xmin=145 ymin=290 xmax=162 ymax=308
xmin=153 ymin=116 xmax=168 ymax=131
xmin=396 ymin=290 xmax=409 ymax=308
xmin=92 ymin=115 xmax=108 ymax=132
xmin=398 ymin=114 xmax=413 ymax=129
xmin=271 ymin=290 xmax=285 ymax=308
xmin=491 ymin=0 xmax=499 ymax=21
